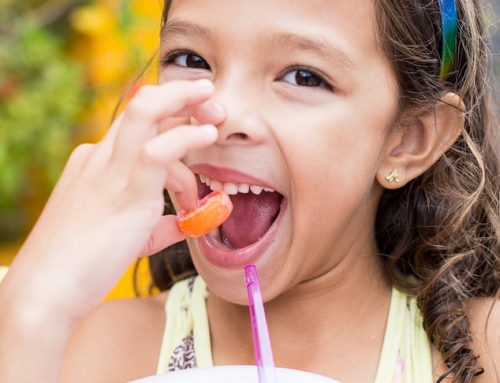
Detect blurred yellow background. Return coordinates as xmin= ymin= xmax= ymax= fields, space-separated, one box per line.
xmin=0 ymin=0 xmax=164 ymax=299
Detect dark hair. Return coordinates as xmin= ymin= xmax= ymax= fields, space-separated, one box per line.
xmin=374 ymin=0 xmax=500 ymax=382
xmin=142 ymin=1 xmax=500 ymax=381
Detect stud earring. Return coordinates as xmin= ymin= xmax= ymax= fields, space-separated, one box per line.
xmin=386 ymin=169 xmax=400 ymax=183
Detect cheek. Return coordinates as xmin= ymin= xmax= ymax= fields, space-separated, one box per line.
xmin=157 ymin=70 xmax=170 ymax=85
xmin=158 ymin=65 xmax=209 ymax=84
xmin=283 ymin=112 xmax=389 ymax=178
xmin=277 ymin=105 xmax=393 ymax=223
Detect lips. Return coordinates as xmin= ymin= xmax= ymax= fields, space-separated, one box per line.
xmin=190 ymin=166 xmax=286 ymax=269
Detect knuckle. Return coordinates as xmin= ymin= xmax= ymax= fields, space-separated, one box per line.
xmin=137 ymin=145 xmax=158 ymax=167
xmin=68 ymin=143 xmax=95 ymax=165
xmin=126 ymin=86 xmax=156 ymax=116
xmin=126 ymin=98 xmax=149 ymax=118
xmin=61 ymin=144 xmax=96 ymax=178
xmin=134 ymin=84 xmax=155 ymax=99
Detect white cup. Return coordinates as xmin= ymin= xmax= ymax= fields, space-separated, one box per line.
xmin=128 ymin=365 xmax=342 ymax=383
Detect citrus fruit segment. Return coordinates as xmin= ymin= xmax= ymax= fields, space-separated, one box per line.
xmin=176 ymin=190 xmax=233 ymax=237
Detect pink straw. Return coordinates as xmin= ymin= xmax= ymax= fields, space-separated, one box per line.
xmin=245 ymin=264 xmax=277 ymax=383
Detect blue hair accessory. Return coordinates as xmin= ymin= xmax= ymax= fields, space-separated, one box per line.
xmin=438 ymin=0 xmax=458 ymax=81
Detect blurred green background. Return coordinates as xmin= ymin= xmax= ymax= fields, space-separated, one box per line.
xmin=0 ymin=0 xmax=499 ymax=296
xmin=0 ymin=0 xmax=162 ymax=297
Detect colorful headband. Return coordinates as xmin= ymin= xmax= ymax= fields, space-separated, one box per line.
xmin=438 ymin=0 xmax=458 ymax=81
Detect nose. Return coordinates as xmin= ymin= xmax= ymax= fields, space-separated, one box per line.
xmin=209 ymin=80 xmax=269 ymax=146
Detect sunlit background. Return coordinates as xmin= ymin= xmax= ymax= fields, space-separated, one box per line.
xmin=0 ymin=0 xmax=162 ymax=298
xmin=1 ymin=0 xmax=499 ymax=298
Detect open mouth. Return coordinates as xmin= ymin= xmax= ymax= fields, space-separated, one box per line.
xmin=197 ymin=174 xmax=284 ymax=250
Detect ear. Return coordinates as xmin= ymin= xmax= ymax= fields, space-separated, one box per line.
xmin=376 ymin=92 xmax=464 ymax=189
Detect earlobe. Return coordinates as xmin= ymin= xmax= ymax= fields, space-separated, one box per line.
xmin=377 ymin=92 xmax=464 ymax=189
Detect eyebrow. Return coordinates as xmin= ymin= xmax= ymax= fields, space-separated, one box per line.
xmin=161 ymin=20 xmax=354 ymax=68
xmin=262 ymin=33 xmax=354 ymax=68
xmin=161 ymin=19 xmax=216 ymax=45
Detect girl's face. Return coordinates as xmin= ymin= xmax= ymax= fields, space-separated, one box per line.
xmin=161 ymin=0 xmax=399 ymax=303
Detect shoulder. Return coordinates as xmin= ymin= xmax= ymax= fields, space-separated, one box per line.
xmin=59 ymin=291 xmax=170 ymax=383
xmin=465 ymin=297 xmax=500 ymax=383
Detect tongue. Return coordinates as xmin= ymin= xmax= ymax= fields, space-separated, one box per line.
xmin=221 ymin=191 xmax=282 ymax=249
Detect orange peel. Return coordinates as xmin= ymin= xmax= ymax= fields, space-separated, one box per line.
xmin=176 ymin=190 xmax=233 ymax=237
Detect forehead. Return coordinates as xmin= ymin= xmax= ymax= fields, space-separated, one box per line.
xmin=164 ymin=0 xmax=381 ymax=63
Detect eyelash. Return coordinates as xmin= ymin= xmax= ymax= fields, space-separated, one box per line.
xmin=161 ymin=50 xmax=333 ymax=91
xmin=278 ymin=65 xmax=333 ymax=91
xmin=160 ymin=49 xmax=210 ymax=69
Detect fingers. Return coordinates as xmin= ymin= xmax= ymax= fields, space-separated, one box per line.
xmin=163 ymin=161 xmax=200 ymax=212
xmin=58 ymin=144 xmax=97 ymax=188
xmin=158 ymin=99 xmax=225 ymax=132
xmin=143 ymin=124 xmax=218 ymax=167
xmin=110 ymin=80 xmax=224 ymax=170
xmin=141 ymin=215 xmax=185 ymax=256
xmin=189 ymin=99 xmax=226 ymax=126
xmin=8 ymin=80 xmax=226 ymax=324
xmin=128 ymin=124 xmax=217 ymax=204
xmin=98 ymin=113 xmax=125 ymax=149
xmin=75 ymin=80 xmax=223 ymax=210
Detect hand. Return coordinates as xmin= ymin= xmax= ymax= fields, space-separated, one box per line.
xmin=0 ymin=79 xmax=224 ymax=383
xmin=2 ymin=78 xmax=225 ymax=323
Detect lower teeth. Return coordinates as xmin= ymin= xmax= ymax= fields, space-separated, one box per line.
xmin=207 ymin=226 xmax=235 ymax=249
xmin=221 ymin=227 xmax=231 ymax=247
xmin=208 ymin=227 xmax=221 ymax=246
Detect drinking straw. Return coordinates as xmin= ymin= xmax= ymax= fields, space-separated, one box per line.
xmin=245 ymin=264 xmax=277 ymax=383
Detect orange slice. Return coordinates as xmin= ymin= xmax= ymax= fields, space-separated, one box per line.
xmin=176 ymin=190 xmax=233 ymax=237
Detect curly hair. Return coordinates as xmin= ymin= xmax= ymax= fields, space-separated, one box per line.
xmin=141 ymin=0 xmax=500 ymax=381
xmin=374 ymin=0 xmax=500 ymax=381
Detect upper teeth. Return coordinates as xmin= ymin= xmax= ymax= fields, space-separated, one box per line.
xmin=199 ymin=174 xmax=275 ymax=196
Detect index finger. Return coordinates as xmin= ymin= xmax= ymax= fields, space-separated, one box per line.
xmin=111 ymin=79 xmax=218 ymax=170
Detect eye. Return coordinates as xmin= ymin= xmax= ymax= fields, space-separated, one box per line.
xmin=161 ymin=50 xmax=210 ymax=70
xmin=280 ymin=68 xmax=331 ymax=89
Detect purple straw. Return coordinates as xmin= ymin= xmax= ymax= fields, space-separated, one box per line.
xmin=245 ymin=264 xmax=277 ymax=383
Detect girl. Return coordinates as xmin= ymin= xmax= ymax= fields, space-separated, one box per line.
xmin=1 ymin=0 xmax=499 ymax=382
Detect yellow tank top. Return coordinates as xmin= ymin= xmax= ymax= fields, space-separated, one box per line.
xmin=155 ymin=276 xmax=434 ymax=382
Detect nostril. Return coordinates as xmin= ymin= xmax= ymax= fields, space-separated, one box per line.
xmin=215 ymin=114 xmax=266 ymax=144
xmin=227 ymin=132 xmax=249 ymax=140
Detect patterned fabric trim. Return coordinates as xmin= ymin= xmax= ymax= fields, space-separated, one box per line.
xmin=167 ymin=332 xmax=197 ymax=371
xmin=166 ymin=277 xmax=197 ymax=371
xmin=156 ymin=275 xmax=212 ymax=374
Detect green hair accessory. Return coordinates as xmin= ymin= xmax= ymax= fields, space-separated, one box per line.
xmin=438 ymin=0 xmax=458 ymax=81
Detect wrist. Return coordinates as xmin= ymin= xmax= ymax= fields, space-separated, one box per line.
xmin=0 ymin=271 xmax=78 ymax=383
xmin=0 ymin=259 xmax=91 ymax=331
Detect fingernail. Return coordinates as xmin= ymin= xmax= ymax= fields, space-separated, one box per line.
xmin=195 ymin=79 xmax=214 ymax=92
xmin=199 ymin=124 xmax=218 ymax=140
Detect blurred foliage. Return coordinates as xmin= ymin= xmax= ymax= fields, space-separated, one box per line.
xmin=0 ymin=0 xmax=161 ymax=245
xmin=0 ymin=0 xmax=90 ymax=242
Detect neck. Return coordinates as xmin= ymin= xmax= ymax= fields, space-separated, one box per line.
xmin=207 ymin=250 xmax=392 ymax=380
